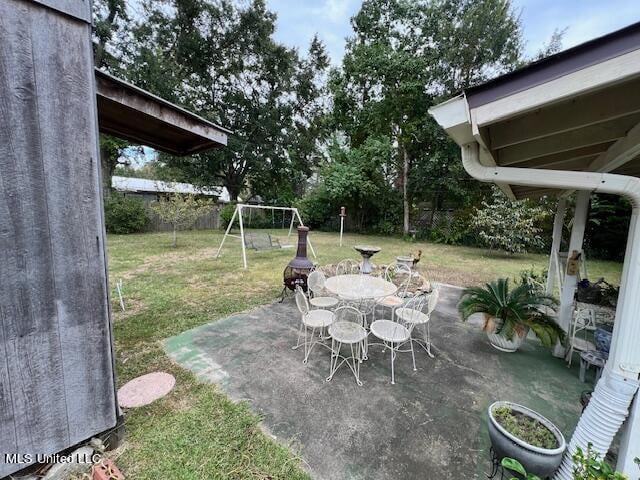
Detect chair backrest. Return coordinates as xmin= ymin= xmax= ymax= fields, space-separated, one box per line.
xmin=426 ymin=287 xmax=440 ymax=315
xmin=384 ymin=263 xmax=411 ymax=283
xmin=333 ymin=305 xmax=364 ymax=327
xmin=307 ymin=270 xmax=326 ymax=295
xmin=573 ymin=307 xmax=595 ymax=336
xmin=396 ymin=292 xmax=428 ymax=330
xmin=295 ymin=286 xmax=309 ymax=316
xmin=336 ymin=259 xmax=360 ymax=275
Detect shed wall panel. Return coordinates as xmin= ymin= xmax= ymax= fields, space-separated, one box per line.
xmin=0 ymin=0 xmax=117 ymax=476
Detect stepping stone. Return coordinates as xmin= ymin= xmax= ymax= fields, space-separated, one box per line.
xmin=118 ymin=372 xmax=175 ymax=408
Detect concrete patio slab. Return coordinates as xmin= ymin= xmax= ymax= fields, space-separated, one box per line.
xmin=165 ymin=285 xmax=587 ymax=479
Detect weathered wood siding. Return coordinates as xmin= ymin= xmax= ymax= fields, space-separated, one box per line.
xmin=0 ymin=0 xmax=117 ymax=476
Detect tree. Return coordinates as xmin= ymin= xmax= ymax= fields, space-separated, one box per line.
xmin=93 ymin=0 xmax=128 ymax=70
xmin=471 ymin=188 xmax=552 ymax=254
xmin=150 ymin=194 xmax=213 ymax=247
xmin=116 ymin=0 xmax=330 ymax=204
xmin=330 ymin=0 xmax=526 ymax=234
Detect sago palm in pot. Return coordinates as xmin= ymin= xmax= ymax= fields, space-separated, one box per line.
xmin=458 ymin=278 xmax=564 ymax=352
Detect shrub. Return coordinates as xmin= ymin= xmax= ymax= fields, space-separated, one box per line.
xmin=150 ymin=194 xmax=212 ymax=247
xmin=104 ymin=193 xmax=149 ymax=234
xmin=430 ymin=208 xmax=474 ymax=245
xmin=573 ymin=443 xmax=629 ymax=480
xmin=297 ymin=185 xmax=336 ymax=229
xmin=471 ymin=188 xmax=551 ymax=254
xmin=220 ymin=203 xmax=237 ymax=229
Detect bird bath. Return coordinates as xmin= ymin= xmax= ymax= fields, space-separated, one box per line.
xmin=354 ymin=245 xmax=381 ymax=274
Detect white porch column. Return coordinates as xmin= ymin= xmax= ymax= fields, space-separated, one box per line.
xmin=553 ymin=191 xmax=590 ymax=358
xmin=546 ymin=198 xmax=567 ymax=295
xmin=609 ymin=209 xmax=640 ymax=473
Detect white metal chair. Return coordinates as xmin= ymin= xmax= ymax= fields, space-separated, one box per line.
xmin=327 ymin=306 xmax=368 ymax=386
xmin=370 ymin=304 xmax=418 ymax=385
xmin=395 ymin=287 xmax=439 ymax=358
xmin=373 ymin=263 xmax=413 ymax=321
xmin=307 ymin=270 xmax=339 ymax=309
xmin=292 ymin=286 xmax=334 ymax=364
xmin=565 ymin=305 xmax=596 ymax=366
xmin=336 ymin=259 xmax=360 ymax=275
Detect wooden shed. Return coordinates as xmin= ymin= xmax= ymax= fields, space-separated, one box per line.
xmin=0 ymin=0 xmax=228 ymax=476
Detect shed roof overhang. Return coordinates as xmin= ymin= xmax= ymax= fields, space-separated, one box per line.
xmin=95 ymin=69 xmax=231 ymax=155
xmin=429 ymin=21 xmax=640 ymax=200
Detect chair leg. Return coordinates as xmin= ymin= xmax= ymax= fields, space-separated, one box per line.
xmin=303 ymin=326 xmax=315 ymax=364
xmin=292 ymin=320 xmax=304 ymax=350
xmin=327 ymin=338 xmax=339 ymax=381
xmin=423 ymin=322 xmax=435 ymax=358
xmin=350 ymin=343 xmax=363 ymax=386
xmin=362 ymin=334 xmax=368 ymax=361
xmin=410 ymin=338 xmax=417 ymax=372
xmin=390 ymin=342 xmax=396 ymax=385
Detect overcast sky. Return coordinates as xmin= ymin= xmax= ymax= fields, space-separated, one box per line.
xmin=265 ymin=0 xmax=640 ymax=64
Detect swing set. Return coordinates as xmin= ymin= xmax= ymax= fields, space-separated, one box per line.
xmin=215 ymin=203 xmax=317 ymax=269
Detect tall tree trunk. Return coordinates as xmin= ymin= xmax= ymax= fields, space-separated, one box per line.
xmin=402 ymin=146 xmax=410 ymax=235
xmin=172 ymin=225 xmax=177 ymax=247
xmin=100 ymin=143 xmax=113 ymax=199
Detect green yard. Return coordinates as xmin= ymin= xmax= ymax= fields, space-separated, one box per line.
xmin=107 ymin=229 xmax=622 ymax=479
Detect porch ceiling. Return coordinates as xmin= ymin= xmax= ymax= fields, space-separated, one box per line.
xmin=430 ymin=21 xmax=640 ymax=200
xmin=95 ymin=69 xmax=231 ymax=155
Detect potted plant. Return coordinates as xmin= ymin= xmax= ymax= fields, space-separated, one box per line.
xmin=488 ymin=402 xmax=566 ymax=478
xmin=458 ymin=278 xmax=564 ymax=352
xmin=576 ymin=278 xmax=619 ymax=307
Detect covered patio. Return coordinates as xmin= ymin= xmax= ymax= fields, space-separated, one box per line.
xmin=430 ymin=21 xmax=640 ymax=476
xmin=165 ymin=284 xmax=585 ymax=479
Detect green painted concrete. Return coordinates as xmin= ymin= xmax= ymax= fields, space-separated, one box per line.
xmin=165 ymin=285 xmax=588 ymax=479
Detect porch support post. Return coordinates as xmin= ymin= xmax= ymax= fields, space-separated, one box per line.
xmin=553 ymin=190 xmax=590 ymax=358
xmin=546 ymin=198 xmax=567 ymax=295
xmin=610 ymin=208 xmax=640 ymax=473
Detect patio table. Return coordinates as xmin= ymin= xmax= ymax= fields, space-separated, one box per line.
xmin=324 ymin=274 xmax=397 ymax=301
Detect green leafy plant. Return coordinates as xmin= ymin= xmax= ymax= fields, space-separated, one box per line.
xmin=573 ymin=443 xmax=628 ymax=480
xmin=472 ymin=188 xmax=552 ymax=254
xmin=501 ymin=457 xmax=541 ymax=480
xmin=516 ymin=268 xmax=548 ymax=295
xmin=458 ymin=278 xmax=564 ymax=347
xmin=150 ymin=194 xmax=213 ymax=247
xmin=104 ymin=193 xmax=149 ymax=234
xmin=493 ymin=406 xmax=558 ymax=449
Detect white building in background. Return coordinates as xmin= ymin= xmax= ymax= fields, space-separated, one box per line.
xmin=111 ymin=176 xmax=232 ymax=203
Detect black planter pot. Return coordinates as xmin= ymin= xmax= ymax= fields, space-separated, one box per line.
xmin=488 ymin=401 xmax=566 ymax=478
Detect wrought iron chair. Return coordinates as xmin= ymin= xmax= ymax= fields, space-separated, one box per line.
xmin=336 ymin=258 xmax=361 ymax=275
xmin=307 ymin=270 xmax=339 ymax=309
xmin=327 ymin=306 xmax=368 ymax=386
xmin=370 ymin=299 xmax=420 ymax=385
xmin=565 ymin=305 xmax=596 ymax=366
xmin=292 ymin=286 xmax=334 ymax=364
xmin=396 ymin=287 xmax=439 ymax=358
xmin=373 ymin=263 xmax=412 ymax=322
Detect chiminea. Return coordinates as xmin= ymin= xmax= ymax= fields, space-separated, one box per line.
xmin=282 ymin=226 xmax=315 ymax=299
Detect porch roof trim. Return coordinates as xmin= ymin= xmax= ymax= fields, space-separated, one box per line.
xmin=95 ymin=69 xmax=231 ymax=155
xmin=429 ymin=21 xmax=640 ymax=200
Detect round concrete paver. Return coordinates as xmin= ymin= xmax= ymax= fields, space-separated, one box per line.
xmin=118 ymin=372 xmax=175 ymax=408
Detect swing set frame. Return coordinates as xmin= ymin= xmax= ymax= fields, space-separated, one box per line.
xmin=215 ymin=203 xmax=316 ymax=269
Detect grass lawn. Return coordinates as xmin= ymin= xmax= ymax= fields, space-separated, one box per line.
xmin=107 ymin=229 xmax=622 ymax=479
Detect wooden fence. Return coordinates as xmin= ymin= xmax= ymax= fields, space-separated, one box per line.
xmin=145 ymin=207 xmax=222 ymax=232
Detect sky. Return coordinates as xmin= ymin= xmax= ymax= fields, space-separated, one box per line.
xmin=265 ymin=0 xmax=640 ymax=64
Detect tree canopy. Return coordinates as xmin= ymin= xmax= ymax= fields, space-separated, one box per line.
xmin=93 ymin=0 xmax=583 ymax=252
